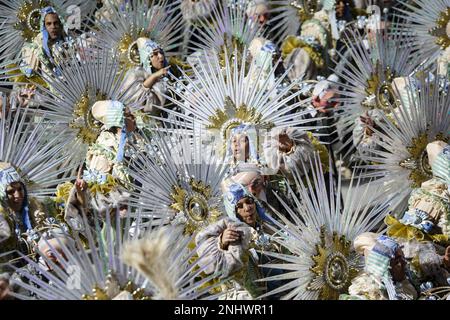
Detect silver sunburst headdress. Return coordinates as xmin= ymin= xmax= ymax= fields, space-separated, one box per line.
xmin=92 ymin=0 xmax=183 ymax=73
xmin=258 ymin=153 xmax=393 ymax=300
xmin=32 ymin=43 xmax=141 ymax=165
xmin=189 ymin=0 xmax=261 ymax=54
xmin=355 ymin=74 xmax=450 ymax=211
xmin=155 ymin=47 xmax=323 ymax=158
xmin=0 ymin=105 xmax=76 ymax=200
xmin=268 ymin=0 xmax=322 ymax=45
xmin=0 ymin=0 xmax=95 ymax=63
xmin=5 ymin=207 xmax=220 ymax=300
xmin=395 ymin=0 xmax=450 ymax=69
xmin=332 ymin=25 xmax=419 ymax=157
xmin=122 ymin=224 xmax=223 ymax=300
xmin=126 ymin=123 xmax=228 ymax=235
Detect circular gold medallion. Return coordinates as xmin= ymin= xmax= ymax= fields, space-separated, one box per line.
xmin=185 ymin=194 xmax=208 ymax=222
xmin=128 ymin=40 xmax=141 ymax=66
xmin=324 ymin=252 xmax=349 ymax=291
xmin=377 ymin=83 xmax=395 ymax=111
xmin=419 ymin=149 xmax=433 ymax=178
xmin=27 ymin=9 xmax=42 ymax=33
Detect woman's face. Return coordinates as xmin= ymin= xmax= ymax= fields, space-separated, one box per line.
xmin=6 ymin=182 xmax=24 ymax=212
xmin=236 ymin=196 xmax=257 ymax=226
xmin=44 ymin=13 xmax=63 ymax=40
xmin=150 ymin=48 xmax=165 ymax=71
xmin=232 ymin=133 xmax=250 ymax=162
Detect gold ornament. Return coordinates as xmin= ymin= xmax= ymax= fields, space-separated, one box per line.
xmin=14 ymin=0 xmax=52 ymax=42
xmin=429 ymin=7 xmax=450 ymax=50
xmin=6 ymin=63 xmax=49 ymax=88
xmin=364 ymin=63 xmax=395 ymax=111
xmin=307 ymin=132 xmax=330 ymax=172
xmin=117 ymin=28 xmax=148 ymax=71
xmin=281 ymin=35 xmax=324 ymax=69
xmin=170 ymin=178 xmax=222 ymax=234
xmin=218 ymin=36 xmax=247 ymax=70
xmin=69 ymin=88 xmax=106 ymax=145
xmin=307 ymin=227 xmax=358 ymax=300
xmin=290 ymin=0 xmax=319 ymax=23
xmin=82 ymin=271 xmax=151 ymax=300
xmin=207 ymin=96 xmax=266 ymax=142
xmin=400 ymin=132 xmax=448 ymax=188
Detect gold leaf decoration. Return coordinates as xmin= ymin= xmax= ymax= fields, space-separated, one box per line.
xmin=207 ymin=96 xmax=265 ymax=141
xmin=307 ymin=132 xmax=330 ymax=172
xmin=308 ymin=226 xmax=358 ymax=300
xmin=364 ymin=63 xmax=395 ymax=111
xmin=218 ymin=36 xmax=247 ymax=70
xmin=290 ymin=0 xmax=319 ymax=23
xmin=14 ymin=0 xmax=52 ymax=42
xmin=429 ymin=7 xmax=450 ymax=49
xmin=6 ymin=63 xmax=48 ymax=88
xmin=170 ymin=178 xmax=222 ymax=235
xmin=82 ymin=272 xmax=151 ymax=300
xmin=400 ymin=132 xmax=448 ymax=188
xmin=116 ymin=28 xmax=148 ymax=72
xmin=281 ymin=35 xmax=324 ymax=69
xmin=69 ymin=88 xmax=106 ymax=145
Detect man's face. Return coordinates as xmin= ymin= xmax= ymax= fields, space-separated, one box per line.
xmin=17 ymin=87 xmax=35 ymax=108
xmin=256 ymin=12 xmax=269 ymax=25
xmin=118 ymin=204 xmax=128 ymax=218
xmin=336 ymin=1 xmax=345 ymax=18
xmin=43 ymin=244 xmax=67 ymax=271
xmin=312 ymin=89 xmax=339 ymax=113
xmin=236 ymin=197 xmax=257 ymax=226
xmin=246 ymin=175 xmax=265 ymax=198
xmin=44 ymin=13 xmax=62 ymax=40
xmin=248 ymin=5 xmax=269 ymax=26
xmin=6 ymin=182 xmax=24 ymax=211
xmin=150 ymin=48 xmax=165 ymax=71
xmin=232 ymin=133 xmax=250 ymax=162
xmin=390 ymin=248 xmax=407 ymax=282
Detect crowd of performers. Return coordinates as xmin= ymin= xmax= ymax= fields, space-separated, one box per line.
xmin=0 ymin=0 xmax=449 ymax=300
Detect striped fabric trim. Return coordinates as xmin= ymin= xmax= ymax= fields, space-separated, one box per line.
xmin=365 ymin=250 xmax=398 ymax=299
xmin=432 ymin=151 xmax=450 ymax=184
xmin=104 ymin=101 xmax=125 ymax=130
xmin=365 ymin=251 xmax=390 ymax=280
